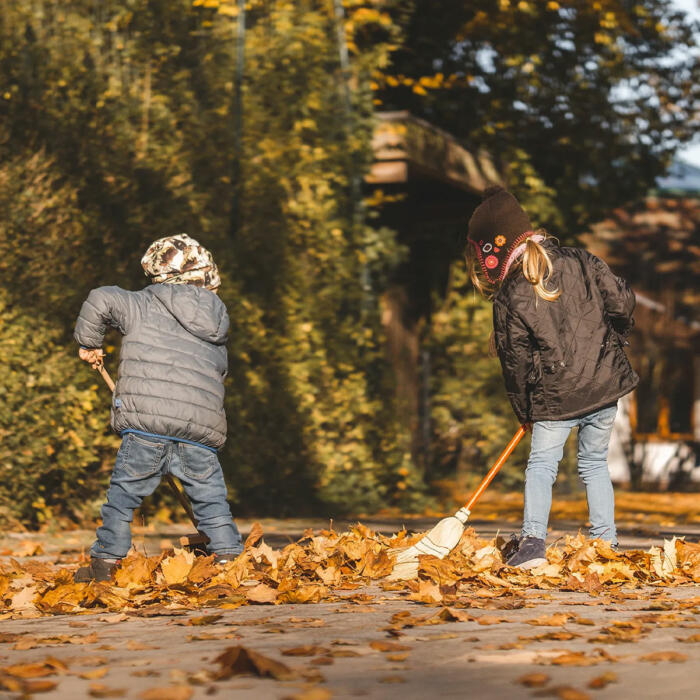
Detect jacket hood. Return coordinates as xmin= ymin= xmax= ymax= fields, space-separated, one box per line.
xmin=150 ymin=284 xmax=229 ymax=345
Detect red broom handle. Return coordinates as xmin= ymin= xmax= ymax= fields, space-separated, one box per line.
xmin=464 ymin=426 xmax=527 ymax=512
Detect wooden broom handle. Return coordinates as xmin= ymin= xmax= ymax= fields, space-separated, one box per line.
xmin=464 ymin=426 xmax=527 ymax=512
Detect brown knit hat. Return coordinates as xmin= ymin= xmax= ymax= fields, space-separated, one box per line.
xmin=467 ymin=186 xmax=534 ymax=283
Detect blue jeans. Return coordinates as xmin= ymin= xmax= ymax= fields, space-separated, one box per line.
xmin=91 ymin=433 xmax=243 ymax=560
xmin=522 ymin=404 xmax=618 ymax=545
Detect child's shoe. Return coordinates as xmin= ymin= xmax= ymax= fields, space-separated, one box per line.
xmin=74 ymin=558 xmax=120 ymax=583
xmin=213 ymin=553 xmax=241 ymax=566
xmin=505 ymin=536 xmax=547 ymax=569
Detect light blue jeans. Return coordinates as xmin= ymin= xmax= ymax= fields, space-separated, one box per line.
xmin=522 ymin=404 xmax=618 ymax=545
xmin=91 ymin=433 xmax=243 ymax=560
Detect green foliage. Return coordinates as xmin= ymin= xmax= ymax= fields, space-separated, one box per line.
xmin=428 ymin=266 xmax=529 ymax=489
xmin=0 ymin=289 xmax=119 ymax=527
xmin=0 ymin=0 xmax=419 ymax=525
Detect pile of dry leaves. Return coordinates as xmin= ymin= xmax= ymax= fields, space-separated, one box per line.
xmin=1 ymin=525 xmax=699 ymax=618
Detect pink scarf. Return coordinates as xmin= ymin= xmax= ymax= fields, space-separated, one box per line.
xmin=503 ymin=233 xmax=544 ymax=278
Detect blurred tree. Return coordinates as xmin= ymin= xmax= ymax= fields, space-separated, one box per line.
xmin=377 ymin=0 xmax=700 ymax=232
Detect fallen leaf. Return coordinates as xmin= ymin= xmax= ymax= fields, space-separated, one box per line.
xmin=369 ymin=641 xmax=411 ymax=652
xmin=89 ymin=683 xmax=126 ymax=698
xmin=378 ymin=676 xmax=406 ymax=683
xmin=535 ymin=687 xmax=590 ymax=700
xmin=181 ymin=614 xmax=221 ymax=627
xmin=244 ymin=523 xmax=264 ymax=549
xmin=214 ymin=646 xmax=296 ymax=680
xmin=160 ymin=550 xmax=194 ymax=586
xmin=22 ymin=679 xmax=57 ymax=693
xmin=638 ymin=651 xmax=688 ymax=663
xmin=518 ymin=672 xmax=550 ymax=687
xmin=3 ymin=657 xmax=68 ymax=678
xmin=526 ymin=613 xmax=573 ymax=627
xmin=139 ymin=685 xmax=193 ymax=700
xmin=281 ymin=689 xmax=332 ymax=700
xmin=245 ymin=583 xmax=278 ymax=604
xmin=282 ymin=646 xmax=329 ymax=657
xmin=79 ymin=669 xmax=109 ymax=680
xmin=587 ymin=672 xmax=617 ymax=689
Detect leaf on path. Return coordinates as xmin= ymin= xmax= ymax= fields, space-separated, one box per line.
xmin=113 ymin=553 xmax=156 ymax=589
xmin=214 ymin=646 xmax=296 ymax=681
xmin=533 ymin=687 xmax=590 ymax=700
xmin=160 ymin=549 xmax=194 ymax=586
xmin=407 ymin=579 xmax=442 ymax=604
xmin=678 ymin=634 xmax=700 ymax=643
xmin=438 ymin=607 xmax=474 ymax=623
xmin=282 ymin=689 xmax=332 ymax=700
xmin=587 ymin=672 xmax=617 ymax=689
xmin=79 ymin=669 xmax=109 ymax=680
xmin=638 ymin=651 xmax=688 ymax=663
xmin=278 ymin=584 xmax=328 ymax=605
xmin=88 ymin=683 xmax=126 ymax=698
xmin=518 ymin=672 xmax=550 ymax=687
xmin=245 ymin=583 xmax=278 ymax=604
xmin=127 ymin=640 xmax=158 ymax=651
xmin=525 ymin=613 xmax=574 ymax=627
xmin=186 ymin=556 xmax=219 ymax=584
xmin=369 ymin=641 xmax=411 ymax=652
xmin=476 ymin=615 xmax=506 ymax=625
xmin=139 ymin=685 xmax=193 ymax=700
xmin=2 ymin=657 xmax=68 ymax=678
xmin=282 ymin=646 xmax=329 ymax=657
xmin=185 ymin=614 xmax=223 ymax=626
xmin=543 ymin=650 xmax=617 ymax=667
xmin=244 ymin=523 xmax=264 ymax=549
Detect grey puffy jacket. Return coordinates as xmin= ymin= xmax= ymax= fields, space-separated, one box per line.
xmin=74 ymin=284 xmax=229 ymax=449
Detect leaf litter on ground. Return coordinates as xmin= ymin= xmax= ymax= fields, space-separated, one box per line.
xmin=0 ymin=525 xmax=697 ymax=619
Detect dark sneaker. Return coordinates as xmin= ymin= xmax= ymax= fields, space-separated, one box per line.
xmin=74 ymin=558 xmax=120 ymax=583
xmin=506 ymin=536 xmax=547 ymax=569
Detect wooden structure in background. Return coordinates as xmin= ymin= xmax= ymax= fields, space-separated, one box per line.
xmin=368 ymin=112 xmax=502 ymax=469
xmin=581 ymin=195 xmax=699 ymax=486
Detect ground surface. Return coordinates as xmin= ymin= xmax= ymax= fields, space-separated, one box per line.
xmin=1 ymin=511 xmax=699 ymax=699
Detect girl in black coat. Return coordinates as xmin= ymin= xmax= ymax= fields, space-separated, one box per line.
xmin=466 ymin=187 xmax=638 ymax=568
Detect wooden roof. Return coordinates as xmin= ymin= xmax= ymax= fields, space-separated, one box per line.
xmin=368 ymin=111 xmax=502 ymax=194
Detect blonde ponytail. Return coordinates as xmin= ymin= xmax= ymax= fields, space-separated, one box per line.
xmin=522 ymin=237 xmax=560 ymax=302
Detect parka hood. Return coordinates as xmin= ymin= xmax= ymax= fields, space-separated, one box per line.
xmin=150 ymin=283 xmax=229 ymax=345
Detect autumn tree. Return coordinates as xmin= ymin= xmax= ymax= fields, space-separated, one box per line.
xmin=377 ymin=0 xmax=700 ymax=231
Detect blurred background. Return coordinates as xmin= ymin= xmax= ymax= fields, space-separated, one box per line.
xmin=0 ymin=0 xmax=698 ymax=530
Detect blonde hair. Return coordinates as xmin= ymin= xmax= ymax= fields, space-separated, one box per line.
xmin=467 ymin=230 xmax=561 ymax=303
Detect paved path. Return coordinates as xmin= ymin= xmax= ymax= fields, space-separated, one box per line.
xmin=1 ymin=585 xmax=698 ymax=699
xmin=2 ymin=519 xmax=699 ymax=699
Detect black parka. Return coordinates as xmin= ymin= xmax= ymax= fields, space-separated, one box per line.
xmin=492 ymin=240 xmax=638 ymax=424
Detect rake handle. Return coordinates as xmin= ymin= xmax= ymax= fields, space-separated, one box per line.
xmin=464 ymin=425 xmax=527 ymax=513
xmin=94 ymin=360 xmax=202 ymax=532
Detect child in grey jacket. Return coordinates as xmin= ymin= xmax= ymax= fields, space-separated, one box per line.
xmin=74 ymin=234 xmax=243 ymax=582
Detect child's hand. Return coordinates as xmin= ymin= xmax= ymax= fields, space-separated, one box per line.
xmin=78 ymin=347 xmax=105 ymax=369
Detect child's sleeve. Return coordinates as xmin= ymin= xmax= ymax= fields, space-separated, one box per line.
xmin=493 ymin=300 xmax=532 ymax=424
xmin=588 ymin=253 xmax=636 ymax=336
xmin=74 ymin=286 xmax=137 ymax=348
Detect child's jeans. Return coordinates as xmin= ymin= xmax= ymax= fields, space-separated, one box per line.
xmin=522 ymin=404 xmax=618 ymax=545
xmin=91 ymin=433 xmax=243 ymax=560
